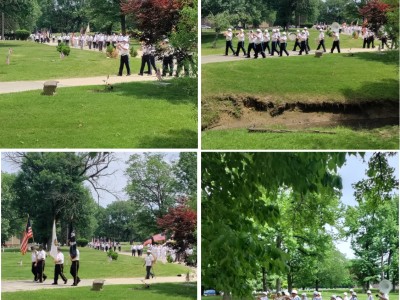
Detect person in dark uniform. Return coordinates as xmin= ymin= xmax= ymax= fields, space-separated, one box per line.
xmin=316 ymin=29 xmax=326 ymax=52
xmin=162 ymin=39 xmax=174 ymax=76
xmin=381 ymin=32 xmax=389 ymax=49
xmin=331 ymin=31 xmax=341 ymax=53
xmin=235 ymin=29 xmax=246 ymax=56
xmin=224 ymin=28 xmax=235 ymax=56
xmin=138 ymin=40 xmax=150 ymax=76
xmin=148 ymin=44 xmax=158 ymax=75
xmin=253 ymin=29 xmax=266 ymax=59
xmin=52 ymin=247 xmax=68 ymax=285
xmin=70 ymin=248 xmax=80 ymax=286
xmin=36 ymin=245 xmax=47 ymax=283
xmin=304 ymin=27 xmax=311 ymax=51
xmin=362 ymin=29 xmax=368 ymax=48
xmin=246 ymin=30 xmax=255 ymax=58
xmin=31 ymin=246 xmax=38 ymax=282
xmin=117 ymin=37 xmax=131 ymax=76
xmin=299 ymin=30 xmax=309 ymax=55
xmin=270 ymin=29 xmax=280 ymax=56
xmin=293 ymin=30 xmax=301 ymax=51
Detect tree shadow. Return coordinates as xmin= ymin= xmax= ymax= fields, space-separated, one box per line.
xmin=137 ymin=129 xmax=197 ymax=148
xmin=346 ymin=50 xmax=399 ymax=66
xmin=130 ymin=282 xmax=196 ymax=299
xmin=114 ymin=78 xmax=198 ymax=105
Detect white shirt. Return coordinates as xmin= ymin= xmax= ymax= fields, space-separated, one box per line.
xmin=333 ymin=32 xmax=340 ymax=41
xmin=319 ymin=32 xmax=325 ymax=40
xmin=225 ymin=31 xmax=232 ymax=41
xmin=31 ymin=251 xmax=37 ymax=263
xmin=71 ymin=249 xmax=80 ymax=261
xmin=145 ymin=254 xmax=154 ymax=266
xmin=254 ymin=32 xmax=263 ymax=44
xmin=118 ymin=42 xmax=129 ymax=56
xmin=237 ymin=32 xmax=245 ymax=42
xmin=37 ymin=250 xmax=46 ymax=261
xmin=56 ymin=252 xmax=64 ymax=264
xmin=264 ymin=32 xmax=270 ymax=42
xmin=279 ymin=35 xmax=287 ymax=43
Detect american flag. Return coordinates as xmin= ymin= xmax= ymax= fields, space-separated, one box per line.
xmin=20 ymin=217 xmax=33 ymax=255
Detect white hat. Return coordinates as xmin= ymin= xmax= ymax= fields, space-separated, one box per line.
xmin=147 ymin=249 xmax=151 ymax=253
xmin=272 ymin=29 xmax=276 ymax=32
xmin=314 ymin=291 xmax=318 ymax=295
xmin=277 ymin=29 xmax=280 ymax=31
xmin=349 ymin=289 xmax=354 ymax=293
xmin=240 ymin=29 xmax=244 ymax=32
xmin=264 ymin=29 xmax=268 ymax=32
xmin=367 ymin=291 xmax=371 ymax=294
xmin=344 ymin=293 xmax=348 ymax=296
xmin=164 ymin=38 xmax=169 ymax=43
xmin=304 ymin=27 xmax=308 ymax=29
xmin=320 ymin=29 xmax=323 ymax=31
xmin=282 ymin=32 xmax=286 ymax=35
xmin=353 ymin=293 xmax=357 ymax=296
xmin=331 ymin=296 xmax=337 ymax=299
xmin=302 ymin=294 xmax=307 ymax=297
xmin=228 ymin=28 xmax=232 ymax=31
xmin=297 ymin=30 xmax=300 ymax=32
xmin=292 ymin=290 xmax=298 ymax=294
xmin=257 ymin=29 xmax=261 ymax=32
xmin=302 ymin=30 xmax=305 ymax=33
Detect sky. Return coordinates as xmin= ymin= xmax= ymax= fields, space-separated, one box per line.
xmin=1 ymin=151 xmax=398 ymax=259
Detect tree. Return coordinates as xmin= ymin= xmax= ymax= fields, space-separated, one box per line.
xmin=86 ymin=0 xmax=127 ymax=34
xmin=174 ymin=152 xmax=197 ymax=206
xmin=359 ymin=0 xmax=390 ymax=34
xmin=382 ymin=0 xmax=399 ymax=48
xmin=206 ymin=12 xmax=232 ymax=48
xmin=0 ymin=0 xmax=41 ymax=32
xmin=157 ymin=197 xmax=196 ymax=258
xmin=202 ymin=152 xmax=347 ymax=299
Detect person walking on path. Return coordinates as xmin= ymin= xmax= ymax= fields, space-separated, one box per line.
xmin=224 ymin=28 xmax=235 ymax=56
xmin=31 ymin=246 xmax=38 ymax=282
xmin=331 ymin=31 xmax=341 ymax=53
xmin=117 ymin=37 xmax=131 ymax=76
xmin=143 ymin=250 xmax=154 ymax=279
xmin=70 ymin=248 xmax=81 ymax=286
xmin=52 ymin=247 xmax=68 ymax=285
xmin=36 ymin=245 xmax=47 ymax=283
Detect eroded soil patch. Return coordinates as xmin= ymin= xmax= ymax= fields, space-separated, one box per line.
xmin=202 ymin=95 xmax=399 ymax=131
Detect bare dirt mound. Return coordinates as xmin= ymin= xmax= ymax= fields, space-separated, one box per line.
xmin=202 ymin=95 xmax=399 ymax=131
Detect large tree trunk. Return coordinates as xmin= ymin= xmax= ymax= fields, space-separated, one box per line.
xmin=262 ymin=267 xmax=267 ymax=291
xmin=222 ymin=292 xmax=232 ymax=300
xmin=120 ymin=13 xmax=126 ymax=35
xmin=287 ymin=273 xmax=293 ymax=293
xmin=315 ymin=279 xmax=319 ymax=291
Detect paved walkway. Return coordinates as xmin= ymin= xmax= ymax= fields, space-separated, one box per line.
xmin=201 ymin=47 xmax=380 ymax=64
xmin=2 ymin=275 xmax=196 ymax=292
xmin=0 ymin=74 xmax=160 ymax=94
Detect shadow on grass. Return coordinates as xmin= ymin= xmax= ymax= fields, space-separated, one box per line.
xmin=340 ymin=78 xmax=399 ymax=102
xmin=138 ymin=129 xmax=197 ymax=148
xmin=348 ymin=50 xmax=399 ymax=66
xmin=114 ymin=78 xmax=198 ymax=105
xmin=131 ymin=282 xmax=196 ymax=299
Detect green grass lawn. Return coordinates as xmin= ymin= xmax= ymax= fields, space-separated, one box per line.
xmin=2 ymin=283 xmax=196 ymax=300
xmin=202 ymin=29 xmax=370 ymax=56
xmin=0 ymin=41 xmax=144 ymax=82
xmin=202 ymin=126 xmax=399 ymax=150
xmin=1 ymin=247 xmax=191 ymax=280
xmin=0 ymin=79 xmax=197 ymax=148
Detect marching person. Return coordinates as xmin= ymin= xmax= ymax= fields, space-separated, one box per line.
xmin=131 ymin=243 xmax=137 ymax=256
xmin=299 ymin=30 xmax=309 ymax=55
xmin=224 ymin=28 xmax=235 ymax=56
xmin=270 ymin=29 xmax=280 ymax=56
xmin=331 ymin=31 xmax=341 ymax=53
xmin=138 ymin=40 xmax=150 ymax=76
xmin=381 ymin=32 xmax=389 ymax=49
xmin=362 ymin=29 xmax=368 ymax=48
xmin=148 ymin=43 xmax=158 ymax=75
xmin=117 ymin=37 xmax=131 ymax=76
xmin=304 ymin=27 xmax=311 ymax=51
xmin=52 ymin=247 xmax=68 ymax=285
xmin=162 ymin=39 xmax=174 ymax=77
xmin=292 ymin=290 xmax=301 ymax=300
xmin=367 ymin=31 xmax=375 ymax=48
xmin=246 ymin=30 xmax=255 ymax=58
xmin=377 ymin=291 xmax=389 ymax=300
xmin=31 ymin=246 xmax=38 ymax=282
xmin=235 ymin=29 xmax=246 ymax=56
xmin=293 ymin=30 xmax=301 ymax=51
xmin=279 ymin=32 xmax=289 ymax=56
xmin=253 ymin=29 xmax=266 ymax=59
xmin=70 ymin=247 xmax=81 ymax=286
xmin=263 ymin=29 xmax=271 ymax=54
xmin=350 ymin=292 xmax=358 ymax=300
xmin=36 ymin=245 xmax=47 ymax=283
xmin=343 ymin=292 xmax=349 ymax=300
xmin=366 ymin=291 xmax=373 ymax=300
xmin=143 ymin=249 xmax=154 ymax=279
xmin=316 ymin=29 xmax=326 ymax=52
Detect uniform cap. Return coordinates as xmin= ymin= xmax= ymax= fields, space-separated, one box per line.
xmin=282 ymin=32 xmax=286 ymax=35
xmin=320 ymin=29 xmax=323 ymax=31
xmin=297 ymin=30 xmax=300 ymax=32
xmin=353 ymin=293 xmax=357 ymax=296
xmin=147 ymin=249 xmax=151 ymax=253
xmin=367 ymin=291 xmax=371 ymax=294
xmin=277 ymin=29 xmax=280 ymax=31
xmin=264 ymin=29 xmax=268 ymax=32
xmin=272 ymin=29 xmax=276 ymax=32
xmin=349 ymin=289 xmax=354 ymax=292
xmin=257 ymin=29 xmax=261 ymax=32
xmin=304 ymin=27 xmax=308 ymax=29
xmin=228 ymin=28 xmax=232 ymax=31
xmin=164 ymin=38 xmax=169 ymax=42
xmin=344 ymin=293 xmax=348 ymax=296
xmin=240 ymin=29 xmax=244 ymax=32
xmin=292 ymin=290 xmax=298 ymax=294
xmin=123 ymin=37 xmax=129 ymax=42
xmin=314 ymin=292 xmax=318 ymax=295
xmin=331 ymin=296 xmax=337 ymax=299
xmin=302 ymin=294 xmax=307 ymax=297
xmin=302 ymin=30 xmax=305 ymax=33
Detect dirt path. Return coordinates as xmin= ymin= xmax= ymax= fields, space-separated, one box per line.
xmin=2 ymin=275 xmax=196 ymax=293
xmin=201 ymin=47 xmax=380 ymax=64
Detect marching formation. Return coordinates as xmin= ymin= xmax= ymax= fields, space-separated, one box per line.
xmin=257 ymin=289 xmax=390 ymax=300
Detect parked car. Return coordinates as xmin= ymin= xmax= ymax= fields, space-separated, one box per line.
xmin=204 ymin=289 xmax=217 ymax=296
xmin=201 ymin=25 xmax=212 ymax=29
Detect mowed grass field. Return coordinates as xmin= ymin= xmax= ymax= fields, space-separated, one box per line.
xmin=0 ymin=41 xmax=143 ymax=81
xmin=1 ymin=247 xmax=191 ymax=280
xmin=201 ymin=47 xmax=398 ymax=149
xmin=2 ymin=283 xmax=196 ymax=300
xmin=201 ymin=29 xmax=376 ymax=56
xmin=0 ymin=79 xmax=197 ymax=148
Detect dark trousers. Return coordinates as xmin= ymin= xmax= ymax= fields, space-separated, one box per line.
xmin=225 ymin=40 xmax=235 ymax=55
xmin=331 ymin=41 xmax=340 ymax=53
xmin=316 ymin=40 xmax=326 ymax=52
xmin=363 ymin=38 xmax=368 ymax=48
xmin=306 ymin=38 xmax=311 ymax=51
xmin=88 ymin=41 xmax=92 ymax=49
xmin=293 ymin=39 xmax=300 ymax=51
xmin=54 ymin=264 xmax=67 ymax=284
xmin=381 ymin=38 xmax=389 ymax=49
xmin=118 ymin=55 xmax=130 ymax=75
xmin=280 ymin=43 xmax=289 ymax=56
xmin=236 ymin=41 xmax=246 ymax=56
xmin=149 ymin=55 xmax=157 ymax=73
xmin=247 ymin=43 xmax=255 ymax=57
xmin=37 ymin=260 xmax=47 ymax=282
xmin=271 ymin=41 xmax=279 ymax=56
xmin=99 ymin=41 xmax=103 ymax=51
xmin=32 ymin=262 xmax=37 ymax=281
xmin=145 ymin=266 xmax=154 ymax=279
xmin=254 ymin=43 xmax=266 ymax=58
xmin=162 ymin=56 xmax=173 ymax=76
xmin=70 ymin=261 xmax=80 ymax=285
xmin=299 ymin=41 xmax=308 ymax=54
xmin=139 ymin=54 xmax=150 ymax=75
xmin=263 ymin=41 xmax=270 ymax=54
xmin=132 ymin=250 xmax=136 ymax=256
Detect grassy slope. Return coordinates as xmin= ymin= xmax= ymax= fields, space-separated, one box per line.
xmin=0 ymin=80 xmax=197 ymax=148
xmin=202 ymin=29 xmax=368 ymax=56
xmin=202 ymin=127 xmax=399 ymax=150
xmin=0 ymin=41 xmax=144 ymax=81
xmin=1 ymin=247 xmax=191 ymax=280
xmin=2 ymin=283 xmax=196 ymax=300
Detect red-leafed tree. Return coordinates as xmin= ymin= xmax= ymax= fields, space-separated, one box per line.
xmin=359 ymin=0 xmax=390 ymax=33
xmin=121 ymin=0 xmax=187 ymax=42
xmin=157 ymin=197 xmax=196 ymax=256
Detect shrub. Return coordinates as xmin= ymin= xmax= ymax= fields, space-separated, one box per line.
xmin=56 ymin=42 xmax=71 ymax=56
xmin=167 ymin=254 xmax=173 ymax=263
xmin=130 ymin=46 xmax=138 ymax=57
xmin=107 ymin=250 xmax=118 ymax=260
xmin=106 ymin=44 xmax=118 ymax=58
xmin=15 ymin=29 xmax=30 ymax=40
xmin=76 ymin=238 xmax=89 ymax=247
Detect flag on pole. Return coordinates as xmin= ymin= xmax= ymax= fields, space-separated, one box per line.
xmin=69 ymin=223 xmax=77 ymax=258
xmin=50 ymin=219 xmax=58 ymax=260
xmin=20 ymin=217 xmax=33 ymax=255
xmin=86 ymin=23 xmax=90 ymax=34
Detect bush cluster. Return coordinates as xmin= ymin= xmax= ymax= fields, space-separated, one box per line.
xmin=76 ymin=238 xmax=88 ymax=247
xmin=56 ymin=42 xmax=71 ymax=56
xmin=107 ymin=250 xmax=118 ymax=260
xmin=15 ymin=30 xmax=30 ymax=40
